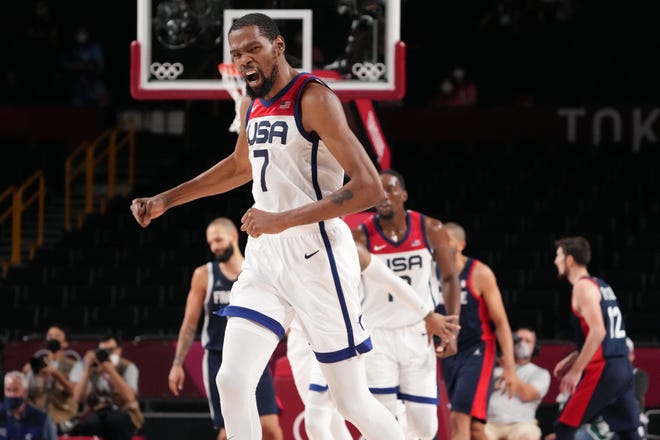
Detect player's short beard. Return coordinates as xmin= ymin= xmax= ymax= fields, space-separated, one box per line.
xmin=215 ymin=245 xmax=234 ymax=263
xmin=246 ymin=62 xmax=279 ymax=98
xmin=377 ymin=209 xmax=394 ymax=221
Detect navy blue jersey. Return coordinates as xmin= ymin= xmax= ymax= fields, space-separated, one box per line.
xmin=571 ymin=277 xmax=628 ymax=361
xmin=0 ymin=402 xmax=56 ymax=440
xmin=201 ymin=261 xmax=233 ymax=351
xmin=437 ymin=258 xmax=495 ymax=350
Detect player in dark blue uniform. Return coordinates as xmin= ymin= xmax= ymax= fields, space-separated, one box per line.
xmin=436 ymin=222 xmax=519 ymax=440
xmin=552 ymin=236 xmax=641 ymax=440
xmin=167 ymin=218 xmax=282 ymax=440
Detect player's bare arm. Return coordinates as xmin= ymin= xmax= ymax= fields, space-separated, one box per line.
xmin=553 ymin=350 xmax=578 ymax=378
xmin=240 ymin=82 xmax=385 ymax=238
xmin=425 ymin=218 xmax=461 ymax=357
xmin=306 ymin=85 xmax=384 ymax=214
xmin=169 ymin=265 xmax=208 ymax=396
xmin=355 ymin=240 xmax=372 ymax=268
xmin=479 ymin=263 xmax=518 ymax=397
xmin=559 ymin=279 xmax=606 ymax=395
xmin=425 ymin=217 xmax=460 ymax=317
xmin=352 ymin=227 xmax=368 ymax=248
xmin=131 ymin=98 xmax=253 ymax=228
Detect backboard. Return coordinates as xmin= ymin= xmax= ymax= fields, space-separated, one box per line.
xmin=131 ymin=0 xmax=405 ymax=101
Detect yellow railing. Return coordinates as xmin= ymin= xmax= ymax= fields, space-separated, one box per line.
xmin=0 ymin=185 xmax=16 ymax=277
xmin=0 ymin=126 xmax=135 ymax=278
xmin=0 ymin=171 xmax=45 ymax=277
xmin=64 ymin=127 xmax=135 ymax=230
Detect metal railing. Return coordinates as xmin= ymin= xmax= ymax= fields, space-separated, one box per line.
xmin=64 ymin=127 xmax=135 ymax=230
xmin=0 ymin=171 xmax=45 ymax=277
xmin=0 ymin=126 xmax=135 ymax=278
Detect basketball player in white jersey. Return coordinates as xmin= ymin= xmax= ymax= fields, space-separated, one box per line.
xmin=287 ymin=242 xmax=459 ymax=440
xmin=353 ymin=169 xmax=462 ymax=440
xmin=130 ymin=12 xmax=423 ymax=439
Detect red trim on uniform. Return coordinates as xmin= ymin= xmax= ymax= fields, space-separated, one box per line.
xmin=561 ymin=277 xmax=607 ymax=426
xmin=364 ymin=211 xmax=426 ymax=253
xmin=465 ymin=258 xmax=496 ymax=419
xmin=466 ymin=260 xmax=478 ymax=301
xmin=559 ymin=358 xmax=605 ymax=426
xmin=467 ymin=260 xmax=495 ymax=343
xmin=472 ymin=336 xmax=496 ymax=419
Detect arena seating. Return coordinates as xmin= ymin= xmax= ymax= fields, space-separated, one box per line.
xmin=2 ymin=131 xmax=659 ymax=343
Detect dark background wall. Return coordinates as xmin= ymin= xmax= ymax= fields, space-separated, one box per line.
xmin=2 ymin=0 xmax=660 ymax=109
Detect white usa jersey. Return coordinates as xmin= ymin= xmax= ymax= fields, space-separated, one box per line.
xmin=245 ymin=73 xmax=344 ymax=213
xmin=359 ymin=210 xmax=436 ymax=328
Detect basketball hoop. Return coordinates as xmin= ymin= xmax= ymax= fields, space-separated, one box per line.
xmin=218 ymin=62 xmax=246 ymax=133
xmin=133 ymin=3 xmax=405 ymax=102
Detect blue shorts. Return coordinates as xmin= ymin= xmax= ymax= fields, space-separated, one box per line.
xmin=204 ymin=350 xmax=280 ymax=429
xmin=441 ymin=340 xmax=496 ymax=421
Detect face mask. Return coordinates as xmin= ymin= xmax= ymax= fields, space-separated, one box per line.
xmin=5 ymin=396 xmax=24 ymax=411
xmin=110 ymin=354 xmax=120 ymax=366
xmin=514 ymin=340 xmax=532 ymax=359
xmin=45 ymin=339 xmax=61 ymax=352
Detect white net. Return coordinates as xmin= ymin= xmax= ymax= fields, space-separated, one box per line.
xmin=218 ymin=63 xmax=246 ymax=133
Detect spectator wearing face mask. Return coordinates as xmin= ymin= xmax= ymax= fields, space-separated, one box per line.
xmin=485 ymin=327 xmax=551 ymax=440
xmin=22 ymin=324 xmax=82 ymax=435
xmin=0 ymin=370 xmax=58 ymax=440
xmin=70 ymin=332 xmax=143 ymax=440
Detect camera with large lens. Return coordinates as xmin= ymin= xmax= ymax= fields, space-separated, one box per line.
xmin=95 ymin=348 xmax=110 ymax=363
xmin=30 ymin=354 xmax=48 ymax=373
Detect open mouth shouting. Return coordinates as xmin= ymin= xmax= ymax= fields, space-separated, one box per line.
xmin=243 ymin=67 xmax=261 ymax=89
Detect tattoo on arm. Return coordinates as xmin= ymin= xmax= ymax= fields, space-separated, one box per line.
xmin=173 ymin=326 xmax=196 ymax=366
xmin=330 ymin=189 xmax=354 ymax=205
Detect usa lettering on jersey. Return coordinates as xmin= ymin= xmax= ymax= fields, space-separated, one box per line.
xmin=247 ymin=120 xmax=288 ymax=145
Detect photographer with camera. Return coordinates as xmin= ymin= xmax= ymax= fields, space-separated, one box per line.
xmin=70 ymin=332 xmax=143 ymax=440
xmin=485 ymin=327 xmax=551 ymax=440
xmin=23 ymin=324 xmax=82 ymax=435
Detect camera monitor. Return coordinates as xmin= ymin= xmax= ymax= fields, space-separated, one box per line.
xmin=131 ymin=0 xmax=405 ymax=101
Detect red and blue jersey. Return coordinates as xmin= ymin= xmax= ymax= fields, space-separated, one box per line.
xmin=437 ymin=257 xmax=495 ymax=350
xmin=571 ymin=276 xmax=628 ymax=361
